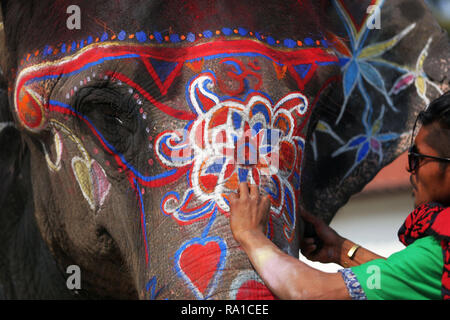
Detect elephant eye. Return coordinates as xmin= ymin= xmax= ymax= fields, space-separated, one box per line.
xmin=74 ymin=86 xmax=139 ymax=154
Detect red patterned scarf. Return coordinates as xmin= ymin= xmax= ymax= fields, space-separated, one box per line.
xmin=398 ymin=202 xmax=450 ymax=300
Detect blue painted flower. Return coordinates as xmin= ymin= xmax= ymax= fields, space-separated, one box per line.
xmin=332 ymin=0 xmax=415 ymax=124
xmin=332 ymin=105 xmax=398 ymax=180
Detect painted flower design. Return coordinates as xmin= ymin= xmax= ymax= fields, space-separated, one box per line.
xmin=318 ymin=0 xmax=442 ymax=181
xmin=157 ymin=71 xmax=308 ymax=241
xmin=331 ymin=0 xmax=415 ymax=124
xmin=332 ymin=105 xmax=398 ymax=180
xmin=389 ymin=37 xmax=443 ymax=105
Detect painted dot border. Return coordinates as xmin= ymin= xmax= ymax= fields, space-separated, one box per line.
xmin=21 ymin=27 xmax=331 ymax=65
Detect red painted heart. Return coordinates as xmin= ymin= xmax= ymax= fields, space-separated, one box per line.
xmin=176 ymin=237 xmax=227 ymax=299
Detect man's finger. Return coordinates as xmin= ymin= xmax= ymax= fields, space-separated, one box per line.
xmin=261 ymin=194 xmax=271 ymax=210
xmin=238 ymin=182 xmax=250 ymax=198
xmin=301 ymin=238 xmax=316 ymax=246
xmin=300 ymin=208 xmax=314 ymax=219
xmin=249 ymin=183 xmax=259 ymax=198
xmin=228 ymin=192 xmax=238 ymax=203
xmin=301 ymin=209 xmax=320 ymax=225
xmin=261 ymin=195 xmax=271 ymax=221
xmin=303 ymin=244 xmax=317 ymax=256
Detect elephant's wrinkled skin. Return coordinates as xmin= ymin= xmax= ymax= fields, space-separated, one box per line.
xmin=0 ymin=0 xmax=448 ymax=299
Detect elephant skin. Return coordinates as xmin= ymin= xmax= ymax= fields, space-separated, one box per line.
xmin=0 ymin=0 xmax=448 ymax=299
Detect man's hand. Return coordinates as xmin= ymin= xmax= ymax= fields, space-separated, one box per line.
xmin=300 ymin=209 xmax=345 ymax=264
xmin=229 ymin=182 xmax=271 ymax=245
xmin=228 ymin=184 xmax=352 ymax=300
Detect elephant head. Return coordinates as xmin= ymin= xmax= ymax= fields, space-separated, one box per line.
xmin=0 ymin=0 xmax=448 ymax=299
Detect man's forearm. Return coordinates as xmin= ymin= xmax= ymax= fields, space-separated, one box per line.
xmin=238 ymin=231 xmax=350 ymax=300
xmin=339 ymin=239 xmax=385 ymax=268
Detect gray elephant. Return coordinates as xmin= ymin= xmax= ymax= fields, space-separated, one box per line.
xmin=0 ymin=0 xmax=448 ymax=299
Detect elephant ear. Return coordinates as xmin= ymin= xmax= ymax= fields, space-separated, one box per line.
xmin=0 ymin=2 xmax=30 ymax=222
xmin=301 ymin=0 xmax=449 ymax=223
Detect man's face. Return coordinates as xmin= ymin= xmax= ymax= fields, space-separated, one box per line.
xmin=410 ymin=123 xmax=450 ymax=207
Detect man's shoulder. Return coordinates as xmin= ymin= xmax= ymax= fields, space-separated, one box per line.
xmin=430 ymin=207 xmax=450 ymax=238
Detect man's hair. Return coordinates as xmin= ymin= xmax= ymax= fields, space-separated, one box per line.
xmin=417 ymin=91 xmax=450 ymax=162
xmin=418 ymin=91 xmax=450 ymax=129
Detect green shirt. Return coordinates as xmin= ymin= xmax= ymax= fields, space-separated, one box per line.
xmin=350 ymin=236 xmax=443 ymax=300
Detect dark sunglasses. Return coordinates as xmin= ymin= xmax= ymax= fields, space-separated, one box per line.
xmin=407 ymin=111 xmax=450 ymax=173
xmin=407 ymin=145 xmax=450 ymax=173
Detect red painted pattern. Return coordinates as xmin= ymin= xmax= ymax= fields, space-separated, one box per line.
xmin=236 ymin=280 xmax=277 ymax=300
xmin=178 ymin=241 xmax=222 ymax=297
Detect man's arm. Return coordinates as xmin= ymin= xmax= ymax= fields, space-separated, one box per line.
xmin=229 ymin=182 xmax=351 ymax=300
xmin=300 ymin=210 xmax=385 ymax=268
xmin=339 ymin=239 xmax=385 ymax=268
xmin=237 ymin=228 xmax=351 ymax=299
